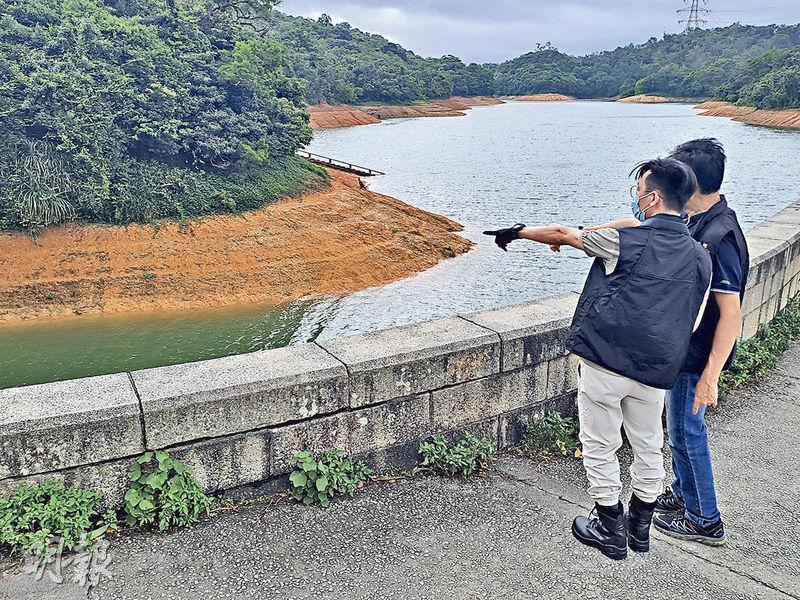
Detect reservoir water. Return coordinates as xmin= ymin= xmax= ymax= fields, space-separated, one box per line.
xmin=2 ymin=101 xmax=798 ymax=388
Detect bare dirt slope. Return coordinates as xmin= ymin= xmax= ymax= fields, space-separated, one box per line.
xmin=0 ymin=170 xmax=472 ymax=322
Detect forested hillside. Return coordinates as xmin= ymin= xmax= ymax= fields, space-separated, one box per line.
xmin=1 ymin=0 xmax=798 ymax=234
xmin=0 ymin=0 xmax=325 ymax=233
xmin=265 ymin=12 xmax=495 ymax=104
xmin=495 ymin=25 xmax=800 ymax=108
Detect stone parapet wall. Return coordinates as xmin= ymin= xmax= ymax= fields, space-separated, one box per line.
xmin=2 ymin=202 xmax=799 ymax=507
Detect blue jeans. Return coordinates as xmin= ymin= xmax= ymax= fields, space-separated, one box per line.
xmin=666 ymin=372 xmax=721 ymax=527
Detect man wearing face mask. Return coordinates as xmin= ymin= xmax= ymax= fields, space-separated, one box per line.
xmin=484 ymin=157 xmax=712 ymax=560
xmin=577 ymin=140 xmax=748 ymax=547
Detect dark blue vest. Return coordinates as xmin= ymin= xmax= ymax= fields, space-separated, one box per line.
xmin=682 ymin=197 xmax=749 ymax=374
xmin=567 ymin=214 xmax=713 ymax=389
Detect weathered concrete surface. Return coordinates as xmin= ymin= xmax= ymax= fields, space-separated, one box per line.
xmin=317 ymin=316 xmax=500 ymax=408
xmin=463 ymin=292 xmax=578 ymax=371
xmin=0 ymin=374 xmax=142 ymax=478
xmin=4 ymin=344 xmax=798 ymax=600
xmin=133 ymin=344 xmax=348 ymax=448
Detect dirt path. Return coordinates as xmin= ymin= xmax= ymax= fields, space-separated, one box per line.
xmin=0 ymin=170 xmax=472 ymax=323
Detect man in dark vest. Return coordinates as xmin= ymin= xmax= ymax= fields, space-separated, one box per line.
xmin=580 ymin=140 xmax=749 ymax=546
xmin=484 ymin=157 xmax=712 ymax=560
xmin=652 ymin=139 xmax=749 ymax=545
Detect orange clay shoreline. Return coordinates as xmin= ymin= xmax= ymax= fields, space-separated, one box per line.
xmin=308 ymin=96 xmax=505 ymax=129
xmin=308 ymin=95 xmax=579 ymax=129
xmin=0 ymin=169 xmax=472 ymax=323
xmin=694 ymin=100 xmax=800 ymax=130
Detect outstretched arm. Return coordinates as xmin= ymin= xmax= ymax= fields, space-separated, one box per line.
xmin=583 ymin=217 xmax=641 ymax=231
xmin=518 ymin=225 xmax=583 ymax=250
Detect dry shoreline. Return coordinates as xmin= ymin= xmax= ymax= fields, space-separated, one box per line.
xmin=308 ymin=96 xmax=504 ymax=129
xmin=0 ymin=169 xmax=472 ymax=323
xmin=617 ymin=94 xmax=700 ymax=104
xmin=694 ymin=100 xmax=800 ymax=130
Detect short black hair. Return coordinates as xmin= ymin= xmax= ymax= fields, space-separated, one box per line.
xmin=669 ymin=138 xmax=726 ymax=194
xmin=631 ymin=157 xmax=698 ymax=212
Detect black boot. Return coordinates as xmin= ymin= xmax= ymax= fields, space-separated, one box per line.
xmin=627 ymin=494 xmax=656 ymax=552
xmin=571 ymin=502 xmax=627 ymax=560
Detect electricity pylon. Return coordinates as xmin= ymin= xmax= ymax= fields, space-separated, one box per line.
xmin=678 ymin=0 xmax=709 ymax=32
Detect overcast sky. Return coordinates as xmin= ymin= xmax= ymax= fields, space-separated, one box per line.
xmin=278 ymin=1 xmax=800 ymax=63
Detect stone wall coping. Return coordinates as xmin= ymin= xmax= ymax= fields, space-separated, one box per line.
xmin=0 ymin=373 xmax=139 ymax=432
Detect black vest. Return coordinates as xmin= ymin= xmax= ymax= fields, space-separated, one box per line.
xmin=567 ymin=214 xmax=713 ymax=389
xmin=682 ymin=197 xmax=750 ymax=374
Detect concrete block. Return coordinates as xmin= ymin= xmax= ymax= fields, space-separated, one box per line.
xmin=546 ymin=355 xmax=580 ymax=399
xmin=741 ymin=310 xmax=761 ymax=341
xmin=748 ymin=221 xmax=800 ymax=245
xmin=464 ymin=298 xmax=571 ymax=372
xmin=497 ymin=392 xmax=578 ymax=450
xmin=318 ymin=316 xmax=500 ymax=408
xmin=350 ymin=394 xmax=431 ymax=456
xmin=766 ymin=206 xmax=800 ymax=226
xmin=430 ymin=364 xmax=548 ymax=431
xmin=433 ymin=417 xmax=499 ymax=447
xmin=168 ymin=429 xmax=271 ymax=494
xmin=354 ymin=440 xmax=423 ymax=475
xmin=0 ymin=458 xmax=131 ymax=510
xmin=747 ymin=237 xmax=789 ymax=281
xmin=0 ymin=374 xmax=143 ymax=479
xmin=761 ymin=293 xmax=779 ymax=324
xmin=269 ymin=412 xmax=351 ymax=475
xmin=133 ymin=343 xmax=347 ymax=448
xmin=741 ymin=279 xmax=765 ymax=315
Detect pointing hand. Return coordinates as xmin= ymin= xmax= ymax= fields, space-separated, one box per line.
xmin=482 ymin=223 xmax=526 ymax=251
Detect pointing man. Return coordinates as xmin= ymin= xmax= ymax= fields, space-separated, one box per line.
xmin=484 ymin=157 xmax=712 ymax=560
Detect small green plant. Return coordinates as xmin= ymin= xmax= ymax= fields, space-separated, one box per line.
xmin=124 ymin=451 xmax=215 ymax=531
xmin=0 ymin=480 xmax=117 ymax=557
xmin=288 ymin=450 xmax=373 ymax=507
xmin=141 ymin=272 xmax=157 ymax=281
xmin=418 ymin=433 xmax=497 ymax=476
xmin=520 ymin=412 xmax=582 ymax=459
xmin=720 ymin=297 xmax=800 ymax=395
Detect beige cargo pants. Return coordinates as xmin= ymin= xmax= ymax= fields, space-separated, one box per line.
xmin=577 ymin=360 xmax=666 ymax=507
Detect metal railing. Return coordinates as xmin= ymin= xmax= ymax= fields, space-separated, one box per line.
xmin=296 ymin=150 xmax=385 ymax=176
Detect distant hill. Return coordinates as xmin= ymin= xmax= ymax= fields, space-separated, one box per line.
xmin=265 ymin=12 xmax=495 ymax=104
xmin=495 ymin=25 xmax=800 ymax=108
xmin=267 ymin=15 xmax=800 ymax=111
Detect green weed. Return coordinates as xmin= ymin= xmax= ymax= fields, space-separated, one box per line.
xmin=288 ymin=450 xmax=373 ymax=507
xmin=0 ymin=480 xmax=117 ymax=557
xmin=520 ymin=412 xmax=581 ymax=459
xmin=123 ymin=451 xmax=215 ymax=531
xmin=418 ymin=433 xmax=496 ymax=476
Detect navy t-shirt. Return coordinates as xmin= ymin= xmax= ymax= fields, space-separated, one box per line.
xmin=709 ymin=233 xmax=743 ymax=294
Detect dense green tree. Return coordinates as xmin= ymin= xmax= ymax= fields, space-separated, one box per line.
xmin=0 ymin=0 xmax=318 ymax=232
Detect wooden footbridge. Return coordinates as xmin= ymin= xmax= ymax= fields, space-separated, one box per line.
xmin=296 ymin=150 xmax=385 ymax=177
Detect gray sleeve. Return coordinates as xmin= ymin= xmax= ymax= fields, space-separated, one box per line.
xmin=581 ymin=228 xmax=620 ymax=275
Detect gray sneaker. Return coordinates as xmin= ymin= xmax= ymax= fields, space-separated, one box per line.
xmin=653 ymin=512 xmax=726 ymax=546
xmin=654 ymin=489 xmax=685 ymax=514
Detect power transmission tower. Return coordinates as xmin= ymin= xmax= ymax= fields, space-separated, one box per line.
xmin=678 ymin=0 xmax=709 ymax=32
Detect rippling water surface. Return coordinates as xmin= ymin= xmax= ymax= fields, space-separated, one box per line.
xmin=3 ymin=101 xmax=798 ymax=387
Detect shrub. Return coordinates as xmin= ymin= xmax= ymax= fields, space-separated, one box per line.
xmin=288 ymin=450 xmax=373 ymax=507
xmin=720 ymin=297 xmax=800 ymax=395
xmin=123 ymin=451 xmax=215 ymax=531
xmin=0 ymin=480 xmax=116 ymax=557
xmin=418 ymin=433 xmax=496 ymax=476
xmin=520 ymin=412 xmax=581 ymax=459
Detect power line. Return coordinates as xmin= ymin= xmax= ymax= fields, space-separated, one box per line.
xmin=678 ymin=0 xmax=710 ymax=32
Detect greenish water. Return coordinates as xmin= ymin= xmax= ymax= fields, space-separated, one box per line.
xmin=2 ymin=100 xmax=799 ymax=389
xmin=0 ymin=300 xmax=330 ymax=389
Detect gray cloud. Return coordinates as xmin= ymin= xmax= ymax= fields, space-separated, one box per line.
xmin=278 ymin=0 xmax=800 ymax=63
